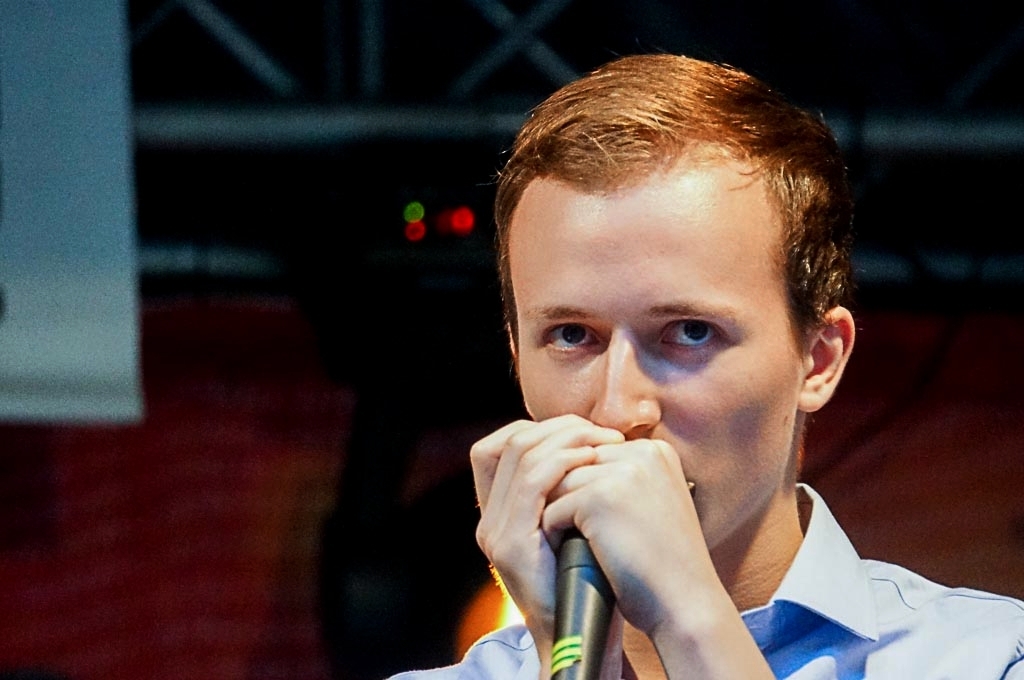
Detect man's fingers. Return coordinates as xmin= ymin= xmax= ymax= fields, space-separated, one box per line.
xmin=470 ymin=419 xmax=535 ymax=509
xmin=471 ymin=414 xmax=624 ymax=511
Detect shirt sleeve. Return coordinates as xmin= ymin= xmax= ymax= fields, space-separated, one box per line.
xmin=387 ymin=625 xmax=539 ymax=680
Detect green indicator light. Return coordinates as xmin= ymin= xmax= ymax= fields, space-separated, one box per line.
xmin=403 ymin=201 xmax=425 ymax=223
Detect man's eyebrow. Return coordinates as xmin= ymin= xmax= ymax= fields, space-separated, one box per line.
xmin=647 ymin=302 xmax=741 ymax=322
xmin=521 ymin=303 xmax=742 ymax=322
xmin=520 ymin=305 xmax=593 ymax=321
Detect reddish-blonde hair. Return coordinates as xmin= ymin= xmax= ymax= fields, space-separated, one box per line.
xmin=495 ymin=53 xmax=854 ymax=339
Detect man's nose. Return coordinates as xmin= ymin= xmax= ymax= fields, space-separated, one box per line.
xmin=588 ymin=331 xmax=661 ymax=439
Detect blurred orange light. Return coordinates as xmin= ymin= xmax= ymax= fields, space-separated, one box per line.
xmin=456 ymin=579 xmax=524 ymax=659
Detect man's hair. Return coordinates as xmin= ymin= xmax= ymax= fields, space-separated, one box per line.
xmin=494 ymin=53 xmax=854 ymax=340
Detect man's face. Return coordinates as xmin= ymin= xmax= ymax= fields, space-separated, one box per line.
xmin=507 ymin=160 xmax=828 ymax=560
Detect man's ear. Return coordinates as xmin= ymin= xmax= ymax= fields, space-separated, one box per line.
xmin=798 ymin=306 xmax=855 ymax=414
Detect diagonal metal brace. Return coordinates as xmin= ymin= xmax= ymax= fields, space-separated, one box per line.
xmin=132 ymin=0 xmax=302 ymax=98
xmin=451 ymin=0 xmax=578 ymax=100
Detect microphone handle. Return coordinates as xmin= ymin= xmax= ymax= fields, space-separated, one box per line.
xmin=551 ymin=529 xmax=615 ymax=680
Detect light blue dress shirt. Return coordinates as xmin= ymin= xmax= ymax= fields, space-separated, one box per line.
xmin=391 ymin=485 xmax=1024 ymax=679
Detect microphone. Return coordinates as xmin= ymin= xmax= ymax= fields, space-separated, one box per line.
xmin=551 ymin=529 xmax=615 ymax=680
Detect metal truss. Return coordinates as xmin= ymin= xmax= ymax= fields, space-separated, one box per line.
xmin=133 ymin=0 xmax=305 ymax=97
xmin=131 ymin=0 xmax=579 ymax=105
xmin=130 ymin=0 xmax=1024 ymax=294
xmin=129 ymin=0 xmax=1024 ymax=156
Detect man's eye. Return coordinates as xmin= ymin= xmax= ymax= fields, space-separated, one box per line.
xmin=666 ymin=320 xmax=713 ymax=347
xmin=550 ymin=324 xmax=590 ymax=347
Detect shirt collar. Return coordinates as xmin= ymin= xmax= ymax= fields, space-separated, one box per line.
xmin=753 ymin=484 xmax=880 ymax=642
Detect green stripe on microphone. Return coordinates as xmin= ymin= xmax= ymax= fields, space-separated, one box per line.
xmin=551 ymin=635 xmax=583 ymax=673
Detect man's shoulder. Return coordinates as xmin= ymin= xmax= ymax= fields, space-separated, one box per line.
xmin=865 ymin=558 xmax=1024 ymax=620
xmin=388 ymin=625 xmax=537 ymax=680
xmin=864 ymin=561 xmax=1024 ymax=676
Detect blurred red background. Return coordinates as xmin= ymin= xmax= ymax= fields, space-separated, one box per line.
xmin=0 ymin=297 xmax=1021 ymax=679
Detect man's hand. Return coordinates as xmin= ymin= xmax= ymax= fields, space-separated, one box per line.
xmin=470 ymin=414 xmax=776 ymax=680
xmin=471 ymin=415 xmax=625 ymax=666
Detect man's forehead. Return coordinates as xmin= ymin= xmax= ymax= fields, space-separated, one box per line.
xmin=509 ymin=158 xmax=777 ymax=245
xmin=507 ymin=157 xmax=791 ymax=321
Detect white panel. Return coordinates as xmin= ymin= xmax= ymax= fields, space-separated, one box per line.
xmin=0 ymin=0 xmax=141 ymax=422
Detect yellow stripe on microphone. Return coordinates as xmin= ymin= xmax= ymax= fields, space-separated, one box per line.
xmin=551 ymin=635 xmax=584 ymax=673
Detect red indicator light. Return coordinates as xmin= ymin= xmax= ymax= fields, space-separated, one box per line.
xmin=404 ymin=220 xmax=427 ymax=242
xmin=451 ymin=206 xmax=475 ymax=236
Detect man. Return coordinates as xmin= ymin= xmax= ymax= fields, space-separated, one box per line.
xmin=394 ymin=53 xmax=1024 ymax=678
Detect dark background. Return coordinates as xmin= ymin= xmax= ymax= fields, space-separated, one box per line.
xmin=2 ymin=2 xmax=1024 ymax=679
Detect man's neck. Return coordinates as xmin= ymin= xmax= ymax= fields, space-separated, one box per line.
xmin=622 ymin=626 xmax=667 ymax=680
xmin=711 ymin=487 xmax=806 ymax=612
